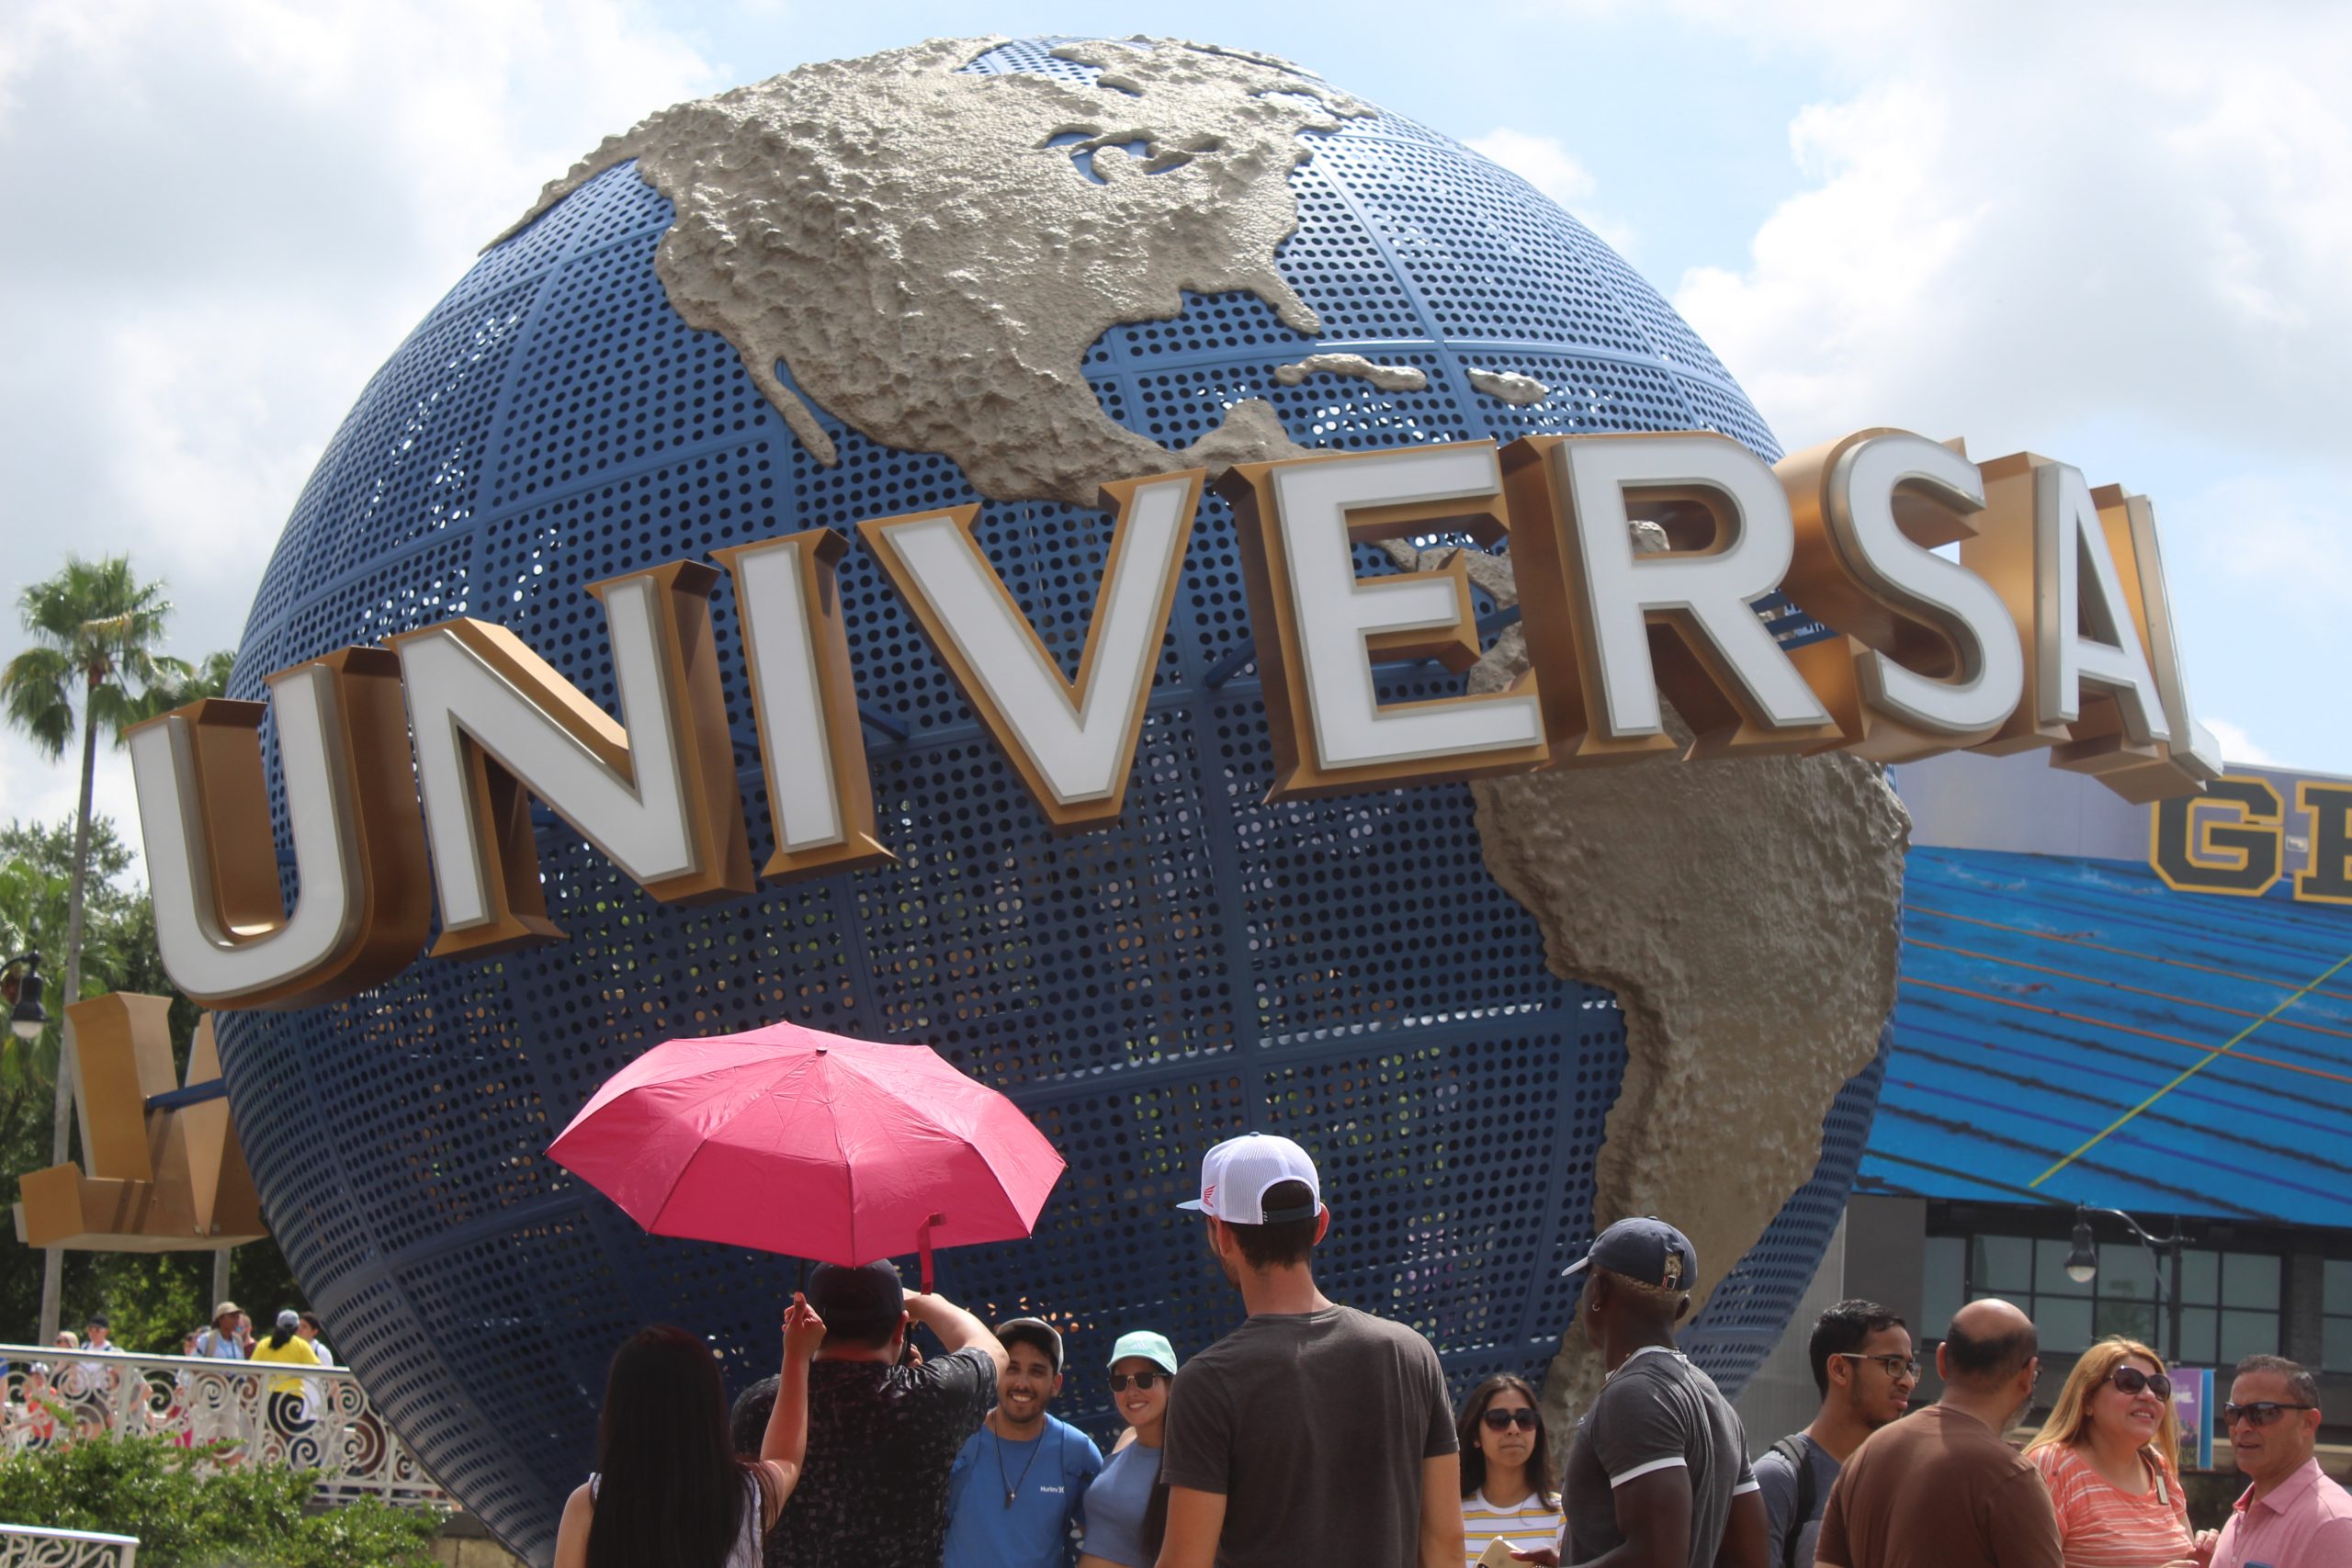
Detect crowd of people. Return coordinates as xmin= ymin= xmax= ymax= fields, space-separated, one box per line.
xmin=555 ymin=1133 xmax=2352 ymax=1568
xmin=24 ymin=1299 xmax=337 ymax=1448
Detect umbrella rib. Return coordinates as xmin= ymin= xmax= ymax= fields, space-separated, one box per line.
xmin=824 ymin=1055 xmax=858 ymax=1265
xmin=652 ymin=1132 xmax=741 ymax=1238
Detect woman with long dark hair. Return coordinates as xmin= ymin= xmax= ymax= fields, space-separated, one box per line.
xmin=1457 ymin=1373 xmax=1562 ymax=1567
xmin=554 ymin=1294 xmax=824 ymax=1568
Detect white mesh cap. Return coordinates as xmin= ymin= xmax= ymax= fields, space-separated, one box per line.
xmin=1174 ymin=1133 xmax=1323 ymax=1224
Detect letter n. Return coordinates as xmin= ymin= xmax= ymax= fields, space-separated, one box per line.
xmin=389 ymin=563 xmax=752 ymax=958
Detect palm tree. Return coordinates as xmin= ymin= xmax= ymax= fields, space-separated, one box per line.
xmin=0 ymin=555 xmax=189 ymax=1339
xmin=130 ymin=648 xmax=236 ymax=720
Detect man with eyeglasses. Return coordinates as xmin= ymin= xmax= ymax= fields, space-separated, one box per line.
xmin=2208 ymin=1353 xmax=2351 ymax=1568
xmin=1752 ymin=1301 xmax=1916 ymax=1568
xmin=1813 ymin=1297 xmax=2061 ymax=1568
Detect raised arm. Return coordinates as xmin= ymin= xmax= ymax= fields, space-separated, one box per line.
xmin=759 ymin=1292 xmax=826 ymax=1516
xmin=1419 ymin=1451 xmax=1465 ymax=1568
xmin=906 ymin=1292 xmax=1008 ymax=1377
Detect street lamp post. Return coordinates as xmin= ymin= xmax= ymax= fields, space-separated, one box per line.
xmin=2064 ymin=1202 xmax=2189 ymax=1363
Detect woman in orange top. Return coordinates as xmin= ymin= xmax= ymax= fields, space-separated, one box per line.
xmin=2024 ymin=1337 xmax=2197 ymax=1568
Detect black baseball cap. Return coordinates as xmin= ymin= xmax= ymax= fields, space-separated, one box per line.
xmin=807 ymin=1259 xmax=905 ymax=1319
xmin=1562 ymin=1216 xmax=1698 ymax=1291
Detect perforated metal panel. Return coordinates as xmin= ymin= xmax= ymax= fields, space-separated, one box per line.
xmin=215 ymin=40 xmax=1878 ymax=1562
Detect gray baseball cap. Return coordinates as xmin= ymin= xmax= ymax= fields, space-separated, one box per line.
xmin=1561 ymin=1216 xmax=1698 ymax=1291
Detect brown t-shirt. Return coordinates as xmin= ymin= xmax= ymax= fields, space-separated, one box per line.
xmin=1159 ymin=1304 xmax=1457 ymax=1568
xmin=1815 ymin=1404 xmax=2062 ymax=1568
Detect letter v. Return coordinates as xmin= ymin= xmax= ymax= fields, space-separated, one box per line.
xmin=860 ymin=470 xmax=1203 ymax=829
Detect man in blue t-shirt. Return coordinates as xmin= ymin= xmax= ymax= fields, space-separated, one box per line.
xmin=944 ymin=1316 xmax=1104 ymax=1568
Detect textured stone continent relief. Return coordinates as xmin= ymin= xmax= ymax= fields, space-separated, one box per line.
xmin=1464 ymin=367 xmax=1552 ymax=405
xmin=503 ymin=35 xmax=1369 ymax=505
xmin=1384 ymin=537 xmax=1907 ymax=1422
xmin=1273 ymin=354 xmax=1430 ymax=391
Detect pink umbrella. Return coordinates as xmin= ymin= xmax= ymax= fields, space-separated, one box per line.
xmin=547 ymin=1021 xmax=1065 ymax=1287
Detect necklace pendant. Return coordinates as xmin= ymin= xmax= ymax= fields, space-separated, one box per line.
xmin=1004 ymin=1490 xmax=1017 ymax=1507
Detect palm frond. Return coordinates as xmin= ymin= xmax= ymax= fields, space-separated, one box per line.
xmin=7 ymin=553 xmax=183 ymax=754
xmin=88 ymin=683 xmax=148 ymax=742
xmin=0 ymin=646 xmax=76 ymax=760
xmin=186 ymin=649 xmax=236 ymax=698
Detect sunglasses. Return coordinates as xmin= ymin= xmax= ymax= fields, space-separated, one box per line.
xmin=2223 ymin=1401 xmax=2318 ymax=1427
xmin=1481 ymin=1407 xmax=1542 ymax=1431
xmin=2110 ymin=1366 xmax=2173 ymax=1401
xmin=1108 ymin=1371 xmax=1167 ymax=1392
xmin=1834 ymin=1352 xmax=1921 ymax=1382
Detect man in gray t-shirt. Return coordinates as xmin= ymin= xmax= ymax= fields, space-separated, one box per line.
xmin=1158 ymin=1133 xmax=1462 ymax=1568
xmin=1544 ymin=1219 xmax=1765 ymax=1568
xmin=1163 ymin=1303 xmax=1456 ymax=1566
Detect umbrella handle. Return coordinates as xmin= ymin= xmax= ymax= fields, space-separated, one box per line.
xmin=917 ymin=1212 xmax=945 ymax=1295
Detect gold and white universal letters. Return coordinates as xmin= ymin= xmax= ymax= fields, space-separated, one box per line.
xmin=130 ymin=430 xmax=2219 ymax=1009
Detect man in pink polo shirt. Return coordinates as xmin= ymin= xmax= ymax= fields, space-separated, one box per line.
xmin=2209 ymin=1354 xmax=2351 ymax=1568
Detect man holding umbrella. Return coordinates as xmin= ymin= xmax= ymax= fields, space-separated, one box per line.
xmin=764 ymin=1259 xmax=1007 ymax=1568
xmin=547 ymin=1021 xmax=1067 ymax=1566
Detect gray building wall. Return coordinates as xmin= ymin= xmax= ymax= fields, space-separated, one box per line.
xmin=1735 ymin=1213 xmax=1847 ymax=1455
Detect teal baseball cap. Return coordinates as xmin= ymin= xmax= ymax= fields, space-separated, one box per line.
xmin=1107 ymin=1330 xmax=1179 ymax=1374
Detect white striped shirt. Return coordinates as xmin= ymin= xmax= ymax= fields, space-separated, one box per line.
xmin=1463 ymin=1487 xmax=1565 ymax=1567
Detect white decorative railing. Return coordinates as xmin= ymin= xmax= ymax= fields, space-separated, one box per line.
xmin=0 ymin=1346 xmax=447 ymax=1511
xmin=0 ymin=1524 xmax=138 ymax=1566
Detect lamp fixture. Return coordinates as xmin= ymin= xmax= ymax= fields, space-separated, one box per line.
xmin=2 ymin=952 xmax=45 ymax=1043
xmin=2064 ymin=1206 xmax=2099 ymax=1284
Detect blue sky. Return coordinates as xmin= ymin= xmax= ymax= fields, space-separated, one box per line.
xmin=0 ymin=0 xmax=2343 ymax=864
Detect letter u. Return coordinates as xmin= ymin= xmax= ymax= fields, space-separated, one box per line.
xmin=129 ymin=647 xmax=433 ymax=1010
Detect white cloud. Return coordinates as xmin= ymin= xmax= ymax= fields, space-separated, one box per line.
xmin=1660 ymin=3 xmax=2352 ymax=461
xmin=2199 ymin=718 xmax=2279 ymax=770
xmin=1468 ymin=127 xmax=1595 ymax=204
xmin=0 ymin=0 xmax=719 ymax=864
xmin=1467 ymin=127 xmax=1636 ymax=256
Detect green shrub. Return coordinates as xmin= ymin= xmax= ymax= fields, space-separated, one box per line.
xmin=0 ymin=1434 xmax=437 ymax=1568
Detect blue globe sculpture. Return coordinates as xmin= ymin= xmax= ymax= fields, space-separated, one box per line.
xmin=217 ymin=37 xmax=1883 ymax=1561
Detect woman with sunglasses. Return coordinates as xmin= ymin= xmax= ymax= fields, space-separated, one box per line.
xmin=1457 ymin=1374 xmax=1563 ymax=1568
xmin=1077 ymin=1331 xmax=1179 ymax=1568
xmin=2022 ymin=1337 xmax=2195 ymax=1567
